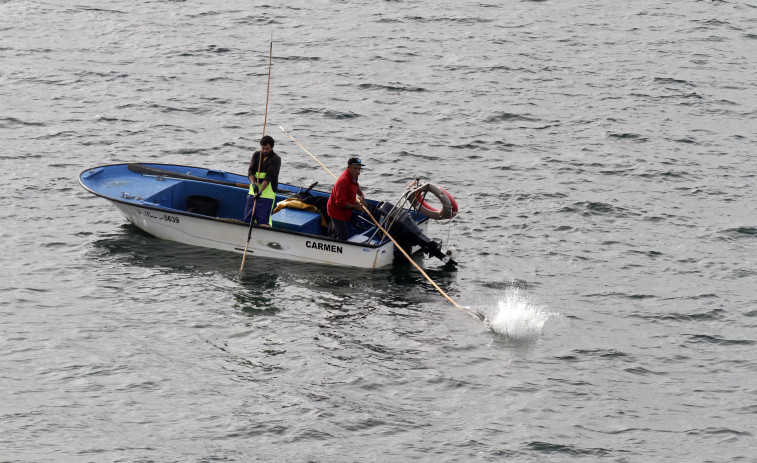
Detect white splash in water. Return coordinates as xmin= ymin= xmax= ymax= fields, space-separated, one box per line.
xmin=484 ymin=288 xmax=554 ymax=341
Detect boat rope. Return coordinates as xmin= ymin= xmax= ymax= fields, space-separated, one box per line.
xmin=366 ymin=187 xmax=418 ymax=244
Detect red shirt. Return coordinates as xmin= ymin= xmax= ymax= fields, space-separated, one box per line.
xmin=327 ymin=169 xmax=359 ymax=221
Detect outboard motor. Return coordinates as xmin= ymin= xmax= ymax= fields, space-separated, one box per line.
xmin=372 ymin=201 xmax=456 ymax=265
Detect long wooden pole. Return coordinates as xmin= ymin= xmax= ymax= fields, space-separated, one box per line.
xmin=260 ymin=39 xmax=273 ymax=137
xmin=240 ymin=39 xmax=273 ymax=272
xmin=279 ymin=126 xmax=337 ymax=179
xmin=279 ymin=126 xmax=477 ymax=319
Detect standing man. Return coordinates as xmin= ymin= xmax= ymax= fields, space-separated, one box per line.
xmin=327 ymin=157 xmax=365 ymax=240
xmin=244 ymin=135 xmax=281 ymax=226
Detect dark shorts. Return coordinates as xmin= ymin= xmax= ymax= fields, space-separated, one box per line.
xmin=244 ymin=196 xmax=274 ymax=225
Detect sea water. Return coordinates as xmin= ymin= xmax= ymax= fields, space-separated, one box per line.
xmin=2 ymin=0 xmax=756 ymax=461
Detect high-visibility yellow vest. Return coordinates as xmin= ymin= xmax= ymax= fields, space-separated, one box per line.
xmin=249 ymin=169 xmax=275 ymax=199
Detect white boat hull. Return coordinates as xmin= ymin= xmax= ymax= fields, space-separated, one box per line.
xmin=79 ymin=163 xmax=447 ymax=269
xmin=113 ymin=202 xmax=399 ymax=268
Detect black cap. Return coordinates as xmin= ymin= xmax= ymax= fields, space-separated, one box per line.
xmin=348 ymin=157 xmax=365 ymax=166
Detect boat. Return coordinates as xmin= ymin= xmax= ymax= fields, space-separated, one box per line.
xmin=78 ymin=163 xmax=458 ymax=269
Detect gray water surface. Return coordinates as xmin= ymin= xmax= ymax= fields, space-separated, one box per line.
xmin=2 ymin=1 xmax=756 ymax=461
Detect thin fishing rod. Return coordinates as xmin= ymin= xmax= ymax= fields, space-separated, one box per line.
xmin=279 ymin=126 xmax=338 ymax=179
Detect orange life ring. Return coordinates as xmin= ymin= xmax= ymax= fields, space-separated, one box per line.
xmin=412 ymin=183 xmax=458 ymax=220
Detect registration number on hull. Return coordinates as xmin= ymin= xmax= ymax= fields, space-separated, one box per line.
xmin=137 ymin=209 xmax=180 ymax=224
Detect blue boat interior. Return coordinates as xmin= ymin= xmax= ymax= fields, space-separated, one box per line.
xmin=81 ymin=164 xmax=393 ymax=244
